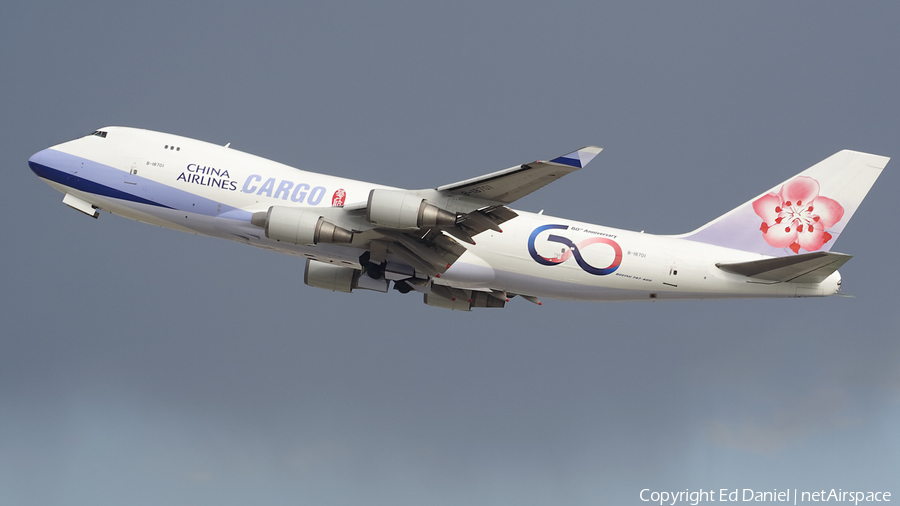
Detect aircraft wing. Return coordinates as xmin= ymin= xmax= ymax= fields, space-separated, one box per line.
xmin=426 ymin=146 xmax=602 ymax=244
xmin=436 ymin=146 xmax=603 ymax=204
xmin=716 ymin=251 xmax=852 ymax=283
xmin=260 ymin=146 xmax=604 ymax=288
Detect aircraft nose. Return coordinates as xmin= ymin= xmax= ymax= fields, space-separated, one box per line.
xmin=28 ymin=148 xmax=50 ymax=176
xmin=28 ymin=149 xmax=46 ymax=174
xmin=29 ymin=147 xmax=73 ymax=183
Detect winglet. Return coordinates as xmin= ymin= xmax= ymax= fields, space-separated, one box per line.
xmin=550 ymin=146 xmax=603 ymax=168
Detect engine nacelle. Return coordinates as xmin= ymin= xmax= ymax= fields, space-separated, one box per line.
xmin=303 ymin=260 xmax=389 ymax=293
xmin=256 ymin=206 xmax=353 ymax=245
xmin=366 ymin=189 xmax=456 ymax=229
xmin=304 ymin=260 xmax=357 ymax=293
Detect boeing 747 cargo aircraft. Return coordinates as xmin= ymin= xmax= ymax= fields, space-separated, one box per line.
xmin=29 ymin=127 xmax=888 ymax=310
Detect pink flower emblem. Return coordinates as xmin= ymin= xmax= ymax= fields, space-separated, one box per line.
xmin=752 ymin=176 xmax=844 ymax=254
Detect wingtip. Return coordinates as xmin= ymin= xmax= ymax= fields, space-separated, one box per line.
xmin=551 ymin=146 xmax=603 ymax=168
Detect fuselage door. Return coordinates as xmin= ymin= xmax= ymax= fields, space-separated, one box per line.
xmin=124 ymin=158 xmax=141 ymax=185
xmin=121 ymin=157 xmax=154 ymax=202
xmin=663 ymin=260 xmax=678 ymax=287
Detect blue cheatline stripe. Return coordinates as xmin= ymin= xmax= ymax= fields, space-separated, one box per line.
xmin=550 ymin=156 xmax=581 ymax=168
xmin=29 ymin=161 xmax=173 ymax=209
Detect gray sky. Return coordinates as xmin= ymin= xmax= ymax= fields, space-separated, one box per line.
xmin=2 ymin=2 xmax=899 ymax=505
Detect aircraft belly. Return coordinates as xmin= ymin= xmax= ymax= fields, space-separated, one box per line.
xmin=439 ymin=251 xmax=495 ymax=287
xmin=490 ymin=268 xmax=651 ymax=301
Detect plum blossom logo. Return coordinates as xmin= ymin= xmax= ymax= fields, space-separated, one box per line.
xmin=752 ymin=176 xmax=844 ymax=254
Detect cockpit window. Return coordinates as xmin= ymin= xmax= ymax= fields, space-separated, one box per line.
xmin=89 ymin=130 xmax=108 ymax=138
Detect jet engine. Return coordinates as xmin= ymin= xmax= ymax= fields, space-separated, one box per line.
xmin=253 ymin=206 xmax=353 ymax=245
xmin=304 ymin=260 xmax=357 ymax=292
xmin=303 ymin=260 xmax=389 ymax=293
xmin=366 ymin=189 xmax=456 ymax=229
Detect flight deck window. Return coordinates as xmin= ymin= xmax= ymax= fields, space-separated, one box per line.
xmin=90 ymin=131 xmax=107 ymax=138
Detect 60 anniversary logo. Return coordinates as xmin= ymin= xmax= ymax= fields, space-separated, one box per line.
xmin=527 ymin=224 xmax=623 ymax=276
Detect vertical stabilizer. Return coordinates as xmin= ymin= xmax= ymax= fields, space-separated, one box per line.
xmin=681 ymin=150 xmax=888 ymax=256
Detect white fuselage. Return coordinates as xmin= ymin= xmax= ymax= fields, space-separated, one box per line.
xmin=30 ymin=127 xmax=841 ymax=302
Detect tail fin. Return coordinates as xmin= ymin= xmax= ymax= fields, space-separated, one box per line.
xmin=681 ymin=150 xmax=888 ymax=256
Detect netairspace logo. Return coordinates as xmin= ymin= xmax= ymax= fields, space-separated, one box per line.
xmin=639 ymin=489 xmax=891 ymax=506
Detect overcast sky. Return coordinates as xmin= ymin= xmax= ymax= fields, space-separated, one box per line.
xmin=2 ymin=2 xmax=899 ymax=505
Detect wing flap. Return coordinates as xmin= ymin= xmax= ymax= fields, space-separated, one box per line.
xmin=378 ymin=228 xmax=468 ymax=277
xmin=456 ymin=206 xmax=519 ymax=238
xmin=716 ymin=251 xmax=852 ymax=283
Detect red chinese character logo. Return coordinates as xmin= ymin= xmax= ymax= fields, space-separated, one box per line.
xmin=332 ymin=188 xmax=346 ymax=207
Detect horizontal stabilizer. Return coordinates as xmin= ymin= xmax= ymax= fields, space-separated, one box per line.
xmin=716 ymin=251 xmax=851 ymax=283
